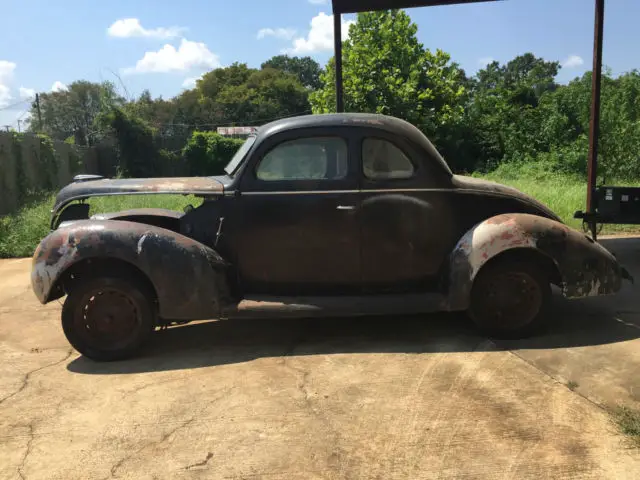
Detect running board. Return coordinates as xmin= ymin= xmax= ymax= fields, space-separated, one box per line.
xmin=224 ymin=293 xmax=449 ymax=319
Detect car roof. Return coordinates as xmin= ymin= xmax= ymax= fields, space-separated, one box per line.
xmin=257 ymin=113 xmax=452 ymax=175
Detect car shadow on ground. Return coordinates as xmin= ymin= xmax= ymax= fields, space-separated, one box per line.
xmin=68 ymin=294 xmax=640 ymax=375
xmin=67 ymin=236 xmax=640 ymax=375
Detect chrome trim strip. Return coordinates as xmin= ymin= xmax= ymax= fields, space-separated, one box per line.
xmin=237 ymin=188 xmax=520 ymax=196
xmin=240 ymin=188 xmax=451 ymax=195
xmin=242 ymin=190 xmax=359 ymax=195
xmin=360 ymin=188 xmax=451 ymax=193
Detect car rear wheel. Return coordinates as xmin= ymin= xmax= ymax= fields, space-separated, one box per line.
xmin=62 ymin=275 xmax=156 ymax=361
xmin=469 ymin=258 xmax=551 ymax=339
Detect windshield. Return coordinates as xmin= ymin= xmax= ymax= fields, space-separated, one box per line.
xmin=224 ymin=135 xmax=257 ymax=175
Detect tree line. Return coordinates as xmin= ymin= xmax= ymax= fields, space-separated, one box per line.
xmin=26 ymin=9 xmax=640 ymax=180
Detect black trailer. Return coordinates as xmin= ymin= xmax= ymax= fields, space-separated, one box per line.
xmin=331 ymin=0 xmax=629 ymax=240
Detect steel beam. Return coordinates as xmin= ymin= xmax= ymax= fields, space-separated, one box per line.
xmin=334 ymin=13 xmax=344 ymax=112
xmin=587 ymin=0 xmax=605 ymax=222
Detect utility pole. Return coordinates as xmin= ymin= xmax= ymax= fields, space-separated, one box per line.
xmin=17 ymin=119 xmax=21 ymax=133
xmin=35 ymin=93 xmax=43 ymax=131
xmin=2 ymin=125 xmax=10 ymax=132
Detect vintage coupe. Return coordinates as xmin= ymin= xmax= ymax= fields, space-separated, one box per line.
xmin=32 ymin=113 xmax=628 ymax=360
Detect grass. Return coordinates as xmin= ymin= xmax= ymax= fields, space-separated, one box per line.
xmin=478 ymin=171 xmax=586 ymax=231
xmin=0 ymin=193 xmax=198 ymax=258
xmin=566 ymin=380 xmax=579 ymax=391
xmin=612 ymin=406 xmax=640 ymax=448
xmin=1 ymin=170 xmax=640 ymax=258
xmin=478 ymin=169 xmax=640 ymax=235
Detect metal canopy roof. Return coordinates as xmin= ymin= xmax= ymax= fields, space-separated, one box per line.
xmin=332 ymin=0 xmax=497 ymax=14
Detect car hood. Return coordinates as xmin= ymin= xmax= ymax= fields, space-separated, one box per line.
xmin=452 ymin=175 xmax=562 ymax=222
xmin=53 ymin=177 xmax=224 ymax=211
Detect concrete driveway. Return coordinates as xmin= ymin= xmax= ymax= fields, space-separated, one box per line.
xmin=1 ymin=237 xmax=640 ymax=479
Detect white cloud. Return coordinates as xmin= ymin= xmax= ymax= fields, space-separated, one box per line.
xmin=0 ymin=85 xmax=11 ymax=108
xmin=182 ymin=74 xmax=203 ymax=88
xmin=19 ymin=86 xmax=35 ymax=99
xmin=257 ymin=28 xmax=297 ymax=40
xmin=308 ymin=0 xmax=329 ymax=4
xmin=51 ymin=81 xmax=68 ymax=92
xmin=562 ymin=55 xmax=584 ymax=69
xmin=124 ymin=38 xmax=221 ymax=74
xmin=478 ymin=57 xmax=495 ymax=67
xmin=0 ymin=60 xmax=15 ymax=81
xmin=285 ymin=12 xmax=355 ymax=54
xmin=0 ymin=60 xmax=17 ymax=108
xmin=107 ymin=18 xmax=185 ymax=39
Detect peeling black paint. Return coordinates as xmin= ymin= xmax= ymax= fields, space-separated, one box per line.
xmin=448 ymin=213 xmax=623 ymax=310
xmin=32 ymin=220 xmax=232 ymax=321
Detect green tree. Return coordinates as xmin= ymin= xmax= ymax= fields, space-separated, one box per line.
xmin=28 ymin=81 xmax=124 ymax=145
xmin=98 ymin=108 xmax=158 ymax=177
xmin=173 ymin=88 xmax=210 ymax=128
xmin=197 ymin=65 xmax=310 ymax=125
xmin=310 ymin=10 xmax=467 ymax=150
xmin=125 ymin=90 xmax=177 ymax=128
xmin=262 ymin=55 xmax=324 ymax=90
xmin=465 ymin=54 xmax=562 ymax=170
xmin=598 ymin=70 xmax=640 ymax=179
xmin=182 ymin=131 xmax=244 ymax=175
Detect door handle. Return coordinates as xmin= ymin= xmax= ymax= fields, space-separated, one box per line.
xmin=336 ymin=205 xmax=355 ymax=210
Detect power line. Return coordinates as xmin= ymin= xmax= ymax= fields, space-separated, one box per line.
xmin=17 ymin=108 xmax=31 ymax=121
xmin=0 ymin=98 xmax=34 ymax=112
xmin=154 ymin=109 xmax=313 ymax=129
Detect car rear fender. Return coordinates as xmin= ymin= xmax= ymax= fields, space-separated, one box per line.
xmin=32 ymin=219 xmax=232 ymax=320
xmin=447 ymin=213 xmax=623 ymax=310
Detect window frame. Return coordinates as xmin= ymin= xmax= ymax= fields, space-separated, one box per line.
xmin=238 ymin=127 xmax=359 ymax=194
xmin=254 ymin=136 xmax=349 ymax=183
xmin=361 ymin=136 xmax=417 ymax=181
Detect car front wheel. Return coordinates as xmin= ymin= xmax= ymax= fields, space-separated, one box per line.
xmin=62 ymin=275 xmax=156 ymax=361
xmin=469 ymin=258 xmax=551 ymax=339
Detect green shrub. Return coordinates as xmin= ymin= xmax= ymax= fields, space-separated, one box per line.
xmin=68 ymin=148 xmax=83 ymax=176
xmin=36 ymin=133 xmax=59 ymax=190
xmin=158 ymin=149 xmax=187 ymax=176
xmin=11 ymin=133 xmax=26 ymax=199
xmin=100 ymin=108 xmax=159 ymax=178
xmin=1 ymin=132 xmax=59 ymax=199
xmin=182 ymin=131 xmax=245 ymax=176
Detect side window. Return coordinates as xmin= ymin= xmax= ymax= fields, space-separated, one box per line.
xmin=256 ymin=137 xmax=348 ymax=181
xmin=362 ymin=138 xmax=415 ymax=180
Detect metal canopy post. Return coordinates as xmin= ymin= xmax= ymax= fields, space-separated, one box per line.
xmin=334 ymin=13 xmax=344 ymax=113
xmin=586 ymin=0 xmax=605 ymax=237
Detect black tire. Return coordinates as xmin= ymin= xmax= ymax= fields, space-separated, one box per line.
xmin=62 ymin=275 xmax=156 ymax=361
xmin=469 ymin=258 xmax=551 ymax=339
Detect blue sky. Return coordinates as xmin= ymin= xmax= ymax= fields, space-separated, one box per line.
xmin=1 ymin=0 xmax=639 ymax=128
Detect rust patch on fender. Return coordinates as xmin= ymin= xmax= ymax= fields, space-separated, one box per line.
xmin=485 ymin=214 xmax=516 ymax=225
xmin=31 ymin=220 xmax=231 ymax=320
xmin=448 ymin=213 xmax=624 ymax=310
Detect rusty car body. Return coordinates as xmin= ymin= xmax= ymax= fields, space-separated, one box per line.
xmin=31 ymin=113 xmax=630 ymax=360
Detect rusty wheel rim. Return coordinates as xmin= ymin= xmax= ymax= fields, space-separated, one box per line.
xmin=74 ymin=287 xmax=142 ymax=351
xmin=476 ymin=271 xmax=542 ymax=329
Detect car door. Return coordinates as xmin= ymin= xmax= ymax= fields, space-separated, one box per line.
xmin=357 ymin=131 xmax=456 ymax=293
xmin=231 ymin=129 xmax=361 ymax=295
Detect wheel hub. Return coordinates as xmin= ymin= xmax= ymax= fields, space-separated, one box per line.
xmin=77 ymin=289 xmax=141 ymax=350
xmin=477 ymin=271 xmax=542 ymax=328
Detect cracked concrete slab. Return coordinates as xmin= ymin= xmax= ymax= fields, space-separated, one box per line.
xmin=1 ymin=237 xmax=640 ymax=479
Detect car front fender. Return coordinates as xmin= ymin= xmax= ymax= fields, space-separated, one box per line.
xmin=31 ymin=220 xmax=231 ymax=320
xmin=447 ymin=213 xmax=623 ymax=310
